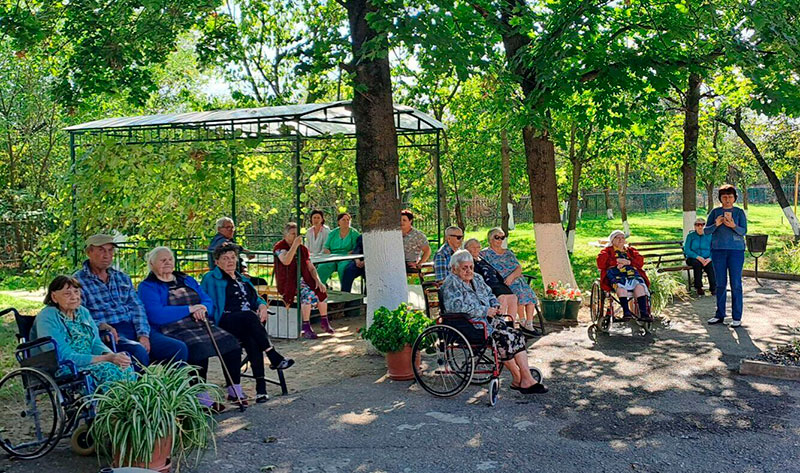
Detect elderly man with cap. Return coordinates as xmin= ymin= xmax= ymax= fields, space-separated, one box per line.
xmin=75 ymin=234 xmax=189 ymax=368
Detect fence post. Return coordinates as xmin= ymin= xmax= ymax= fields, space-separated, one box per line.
xmin=643 ymin=193 xmax=647 ymax=214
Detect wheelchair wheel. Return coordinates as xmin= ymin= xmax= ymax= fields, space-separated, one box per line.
xmin=0 ymin=367 xmax=65 ymax=460
xmin=590 ymin=280 xmax=602 ymax=325
xmin=412 ymin=325 xmax=474 ymax=398
xmin=488 ymin=378 xmax=499 ymax=407
xmin=69 ymin=423 xmax=95 ymax=456
xmin=529 ymin=367 xmax=543 ymax=384
xmin=469 ymin=343 xmax=498 ymax=385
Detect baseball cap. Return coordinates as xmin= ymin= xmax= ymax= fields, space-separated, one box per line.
xmin=85 ymin=234 xmax=118 ymax=248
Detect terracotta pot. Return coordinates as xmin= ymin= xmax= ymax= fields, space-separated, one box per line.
xmin=113 ymin=436 xmax=172 ymax=473
xmin=385 ymin=345 xmax=420 ymax=381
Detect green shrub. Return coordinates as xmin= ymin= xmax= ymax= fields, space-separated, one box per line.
xmin=765 ymin=240 xmax=800 ymax=275
xmin=360 ymin=303 xmax=433 ymax=353
xmin=647 ymin=269 xmax=686 ymax=316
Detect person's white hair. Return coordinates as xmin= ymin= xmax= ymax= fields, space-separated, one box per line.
xmin=445 ymin=225 xmax=462 ymax=237
xmin=146 ymin=246 xmax=173 ymax=270
xmin=487 ymin=227 xmax=504 ymax=241
xmin=606 ymin=230 xmax=626 ymax=247
xmin=216 ymin=217 xmax=234 ymax=230
xmin=449 ymin=249 xmax=474 ymax=270
xmin=463 ymin=237 xmax=481 ymax=250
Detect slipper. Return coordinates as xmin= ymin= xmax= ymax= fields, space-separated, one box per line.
xmin=520 ymin=383 xmax=548 ymax=394
xmin=509 ymin=384 xmax=521 ymax=391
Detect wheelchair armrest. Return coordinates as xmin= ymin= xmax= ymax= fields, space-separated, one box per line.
xmin=522 ymin=273 xmax=536 ymax=285
xmin=100 ymin=330 xmax=117 ymax=351
xmin=16 ymin=336 xmax=55 ymax=353
xmin=0 ymin=307 xmax=20 ymax=317
xmin=441 ymin=312 xmax=489 ymax=340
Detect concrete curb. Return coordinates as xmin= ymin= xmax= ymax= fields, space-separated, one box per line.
xmin=739 ymin=359 xmax=800 ymax=381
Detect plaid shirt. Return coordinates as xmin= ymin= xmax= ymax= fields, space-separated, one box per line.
xmin=434 ymin=244 xmax=456 ymax=281
xmin=74 ymin=261 xmax=150 ymax=337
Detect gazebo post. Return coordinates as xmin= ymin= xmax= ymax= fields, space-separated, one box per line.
xmin=294 ymin=133 xmax=302 ymax=332
xmin=230 ymin=154 xmax=237 ymax=224
xmin=70 ymin=132 xmax=78 ymax=267
xmin=435 ymin=130 xmax=442 ymax=246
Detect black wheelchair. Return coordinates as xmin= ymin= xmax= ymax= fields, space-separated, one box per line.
xmin=411 ymin=294 xmax=543 ymax=406
xmin=0 ymin=308 xmax=102 ymax=459
xmin=589 ymin=279 xmax=653 ymax=339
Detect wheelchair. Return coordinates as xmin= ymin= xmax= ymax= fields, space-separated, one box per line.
xmin=589 ymin=279 xmax=653 ymax=339
xmin=0 ymin=308 xmax=102 ymax=459
xmin=411 ymin=294 xmax=543 ymax=406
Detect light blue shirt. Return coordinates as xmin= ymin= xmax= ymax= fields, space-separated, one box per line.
xmin=31 ymin=305 xmax=112 ymax=368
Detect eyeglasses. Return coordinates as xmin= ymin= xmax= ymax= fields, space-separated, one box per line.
xmin=694 ymin=223 xmax=704 ymax=227
xmin=493 ymin=235 xmax=506 ymax=241
xmin=448 ymin=234 xmax=464 ymax=240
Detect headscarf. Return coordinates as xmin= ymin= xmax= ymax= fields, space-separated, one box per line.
xmin=606 ymin=230 xmax=625 ymax=247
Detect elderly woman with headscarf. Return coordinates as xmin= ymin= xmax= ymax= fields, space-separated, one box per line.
xmin=201 ymin=245 xmax=294 ymax=404
xmin=464 ymin=238 xmax=518 ymax=317
xmin=597 ymin=230 xmax=652 ymax=321
xmin=274 ymin=222 xmax=332 ymax=339
xmin=138 ymin=247 xmax=243 ymax=412
xmin=440 ymin=250 xmax=548 ymax=394
xmin=480 ymin=227 xmax=539 ymax=332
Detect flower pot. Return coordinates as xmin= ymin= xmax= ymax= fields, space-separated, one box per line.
xmin=113 ymin=436 xmax=172 ymax=473
xmin=385 ymin=345 xmax=420 ymax=381
xmin=564 ymin=300 xmax=581 ymax=320
xmin=541 ymin=300 xmax=566 ymax=321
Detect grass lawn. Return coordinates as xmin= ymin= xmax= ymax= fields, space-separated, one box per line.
xmin=466 ymin=203 xmax=797 ymax=293
xmin=0 ymin=294 xmax=41 ymax=376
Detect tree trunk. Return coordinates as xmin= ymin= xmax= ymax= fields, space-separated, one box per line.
xmin=706 ymin=181 xmax=714 ymax=212
xmin=616 ymin=162 xmax=630 ymax=236
xmin=501 ymin=129 xmax=511 ymax=234
xmin=566 ymin=159 xmax=581 ymax=253
xmin=723 ymin=111 xmax=800 ymax=237
xmin=522 ymin=126 xmax=577 ymax=286
xmin=681 ymin=73 xmax=702 ymax=238
xmin=604 ymin=187 xmax=614 ymax=219
xmin=345 ymin=0 xmax=408 ymax=326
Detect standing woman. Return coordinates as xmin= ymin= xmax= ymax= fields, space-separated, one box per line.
xmin=305 ymin=210 xmax=330 ymax=255
xmin=317 ymin=212 xmax=360 ymax=285
xmin=705 ymin=184 xmax=747 ymax=327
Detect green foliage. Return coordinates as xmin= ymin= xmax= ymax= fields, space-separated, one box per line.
xmin=360 ymin=303 xmax=433 ymax=353
xmin=87 ymin=363 xmax=217 ymax=470
xmin=646 ymin=269 xmax=687 ymax=317
xmin=765 ymin=239 xmax=800 ymax=275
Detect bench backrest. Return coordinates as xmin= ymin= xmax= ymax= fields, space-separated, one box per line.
xmin=630 ymin=240 xmax=685 ymax=268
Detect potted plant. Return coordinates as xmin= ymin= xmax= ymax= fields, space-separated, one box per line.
xmin=564 ymin=286 xmax=583 ymax=320
xmin=541 ymin=281 xmax=567 ymax=321
xmin=88 ymin=363 xmax=218 ymax=472
xmin=360 ymin=303 xmax=433 ymax=380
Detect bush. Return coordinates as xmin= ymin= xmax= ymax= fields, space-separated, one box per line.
xmin=360 ymin=303 xmax=433 ymax=353
xmin=647 ymin=269 xmax=686 ymax=316
xmin=765 ymin=239 xmax=800 ymax=275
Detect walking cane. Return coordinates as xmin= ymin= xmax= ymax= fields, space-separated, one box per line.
xmin=201 ymin=317 xmax=246 ymax=412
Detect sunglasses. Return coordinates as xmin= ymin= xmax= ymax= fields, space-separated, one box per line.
xmin=694 ymin=223 xmax=704 ymax=227
xmin=493 ymin=235 xmax=506 ymax=241
xmin=448 ymin=234 xmax=464 ymax=240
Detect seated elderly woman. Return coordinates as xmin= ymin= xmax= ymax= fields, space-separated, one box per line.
xmin=138 ymin=246 xmax=243 ymax=412
xmin=464 ymin=238 xmax=518 ymax=317
xmin=480 ymin=228 xmax=539 ymax=332
xmin=274 ymin=222 xmax=332 ymax=339
xmin=32 ymin=275 xmax=134 ymax=391
xmin=597 ymin=230 xmax=652 ymax=321
xmin=202 ymin=245 xmax=294 ymax=404
xmin=441 ymin=250 xmax=547 ymax=394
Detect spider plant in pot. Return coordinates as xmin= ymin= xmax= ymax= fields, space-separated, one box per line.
xmin=87 ymin=363 xmax=218 ymax=472
xmin=360 ymin=303 xmax=433 ymax=380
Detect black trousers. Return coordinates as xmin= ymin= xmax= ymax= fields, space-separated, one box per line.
xmin=219 ymin=311 xmax=272 ymax=385
xmin=195 ymin=350 xmax=241 ymax=386
xmin=686 ymin=258 xmax=716 ymax=290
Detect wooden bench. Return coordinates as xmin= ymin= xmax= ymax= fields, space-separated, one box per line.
xmin=255 ymin=286 xmax=364 ymax=320
xmin=631 ymin=240 xmax=692 ymax=290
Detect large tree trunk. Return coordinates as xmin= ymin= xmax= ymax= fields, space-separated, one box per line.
xmin=723 ymin=111 xmax=800 ymax=237
xmin=681 ymin=73 xmax=702 ymax=238
xmin=345 ymin=0 xmax=408 ymax=325
xmin=616 ymin=162 xmax=630 ymax=237
xmin=501 ymin=130 xmax=511 ymax=234
xmin=604 ymin=187 xmax=614 ymax=219
xmin=706 ymin=181 xmax=715 ymax=212
xmin=522 ymin=126 xmax=577 ymax=286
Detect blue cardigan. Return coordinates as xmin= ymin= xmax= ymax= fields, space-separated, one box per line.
xmin=137 ymin=272 xmax=214 ymax=328
xmin=683 ymin=231 xmax=712 ymax=259
xmin=31 ymin=305 xmax=112 ymax=368
xmin=200 ymin=267 xmax=266 ymax=324
xmin=704 ymin=206 xmax=747 ymax=251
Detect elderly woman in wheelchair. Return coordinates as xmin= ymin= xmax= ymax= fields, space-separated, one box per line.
xmin=438 ymin=250 xmax=547 ymax=395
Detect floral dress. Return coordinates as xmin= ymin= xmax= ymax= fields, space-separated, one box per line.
xmin=480 ymin=248 xmax=538 ymax=304
xmin=61 ymin=317 xmax=135 ymax=390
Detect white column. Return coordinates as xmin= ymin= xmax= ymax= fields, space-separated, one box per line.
xmin=362 ymin=230 xmax=409 ymax=328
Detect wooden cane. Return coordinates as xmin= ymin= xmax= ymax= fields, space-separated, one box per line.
xmin=201 ymin=317 xmax=246 ymax=412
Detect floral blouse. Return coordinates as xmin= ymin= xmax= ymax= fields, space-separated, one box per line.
xmin=440 ymin=273 xmax=499 ymax=334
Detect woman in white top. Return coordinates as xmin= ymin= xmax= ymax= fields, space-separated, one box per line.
xmin=305 ymin=209 xmax=330 ymax=255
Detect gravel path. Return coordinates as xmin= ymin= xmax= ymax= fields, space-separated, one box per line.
xmin=2 ymin=278 xmax=799 ymax=473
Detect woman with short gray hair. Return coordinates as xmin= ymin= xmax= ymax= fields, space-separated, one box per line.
xmin=440 ymin=250 xmax=547 ymax=394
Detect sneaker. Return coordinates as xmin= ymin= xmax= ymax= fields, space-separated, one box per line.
xmin=730 ymin=320 xmax=742 ymax=328
xmin=270 ymin=358 xmax=295 ymax=370
xmin=707 ymin=317 xmax=724 ymax=325
xmin=302 ymin=329 xmax=318 ymax=339
xmin=255 ymin=393 xmax=269 ymax=403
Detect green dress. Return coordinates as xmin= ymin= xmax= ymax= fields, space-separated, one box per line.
xmin=318 ymin=227 xmax=361 ymax=284
xmin=59 ymin=317 xmax=135 ymax=391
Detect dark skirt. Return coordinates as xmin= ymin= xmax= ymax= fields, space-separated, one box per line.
xmin=158 ymin=316 xmax=240 ymax=364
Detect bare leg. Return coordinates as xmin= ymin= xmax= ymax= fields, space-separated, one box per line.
xmin=503 ymin=360 xmax=521 ymax=387
xmin=514 ymin=352 xmax=536 ymax=388
xmin=317 ymin=300 xmax=328 ymax=316
xmin=498 ymin=295 xmax=516 ymax=317
xmin=301 ymin=304 xmax=311 ymax=322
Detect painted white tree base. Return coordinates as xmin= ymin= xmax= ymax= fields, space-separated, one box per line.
xmin=606 ymin=209 xmax=614 ymax=219
xmin=782 ymin=206 xmax=800 ymax=237
xmin=363 ymin=230 xmax=409 ymax=328
xmin=534 ymin=223 xmax=577 ymax=288
xmin=683 ymin=210 xmax=697 ymax=240
xmin=622 ymin=220 xmax=630 ymax=238
xmin=566 ymin=229 xmax=575 ymax=253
